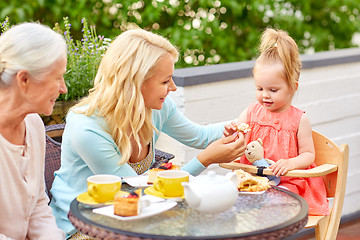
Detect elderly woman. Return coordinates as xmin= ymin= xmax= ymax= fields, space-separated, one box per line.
xmin=0 ymin=22 xmax=67 ymax=239
xmin=50 ymin=28 xmax=246 ymax=239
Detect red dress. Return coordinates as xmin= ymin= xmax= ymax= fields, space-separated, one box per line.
xmin=239 ymin=102 xmax=329 ymax=216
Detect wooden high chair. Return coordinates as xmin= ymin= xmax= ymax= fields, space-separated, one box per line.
xmin=220 ymin=130 xmax=349 ymax=240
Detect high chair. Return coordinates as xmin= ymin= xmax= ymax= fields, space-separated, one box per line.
xmin=220 ymin=130 xmax=349 ymax=240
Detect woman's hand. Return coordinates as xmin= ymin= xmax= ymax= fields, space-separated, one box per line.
xmin=197 ymin=133 xmax=246 ymax=167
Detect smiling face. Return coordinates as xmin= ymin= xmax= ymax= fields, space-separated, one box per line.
xmin=141 ymin=53 xmax=177 ymax=110
xmin=254 ymin=62 xmax=296 ymax=113
xmin=25 ymin=56 xmax=68 ymax=116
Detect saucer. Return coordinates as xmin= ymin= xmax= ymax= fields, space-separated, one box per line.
xmin=144 ymin=186 xmax=184 ymax=199
xmin=77 ymin=191 xmax=127 ymax=206
xmin=123 ymin=175 xmax=195 ymax=188
xmin=77 ymin=192 xmax=102 ymax=205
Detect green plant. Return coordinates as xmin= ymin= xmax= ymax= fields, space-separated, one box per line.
xmin=0 ymin=16 xmax=10 ymax=33
xmin=54 ymin=17 xmax=111 ymax=101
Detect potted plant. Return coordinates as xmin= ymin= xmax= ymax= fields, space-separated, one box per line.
xmin=46 ymin=17 xmax=111 ymax=125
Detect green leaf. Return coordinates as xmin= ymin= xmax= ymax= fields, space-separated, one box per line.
xmin=15 ymin=8 xmax=26 ymax=21
xmin=0 ymin=6 xmax=14 ymax=19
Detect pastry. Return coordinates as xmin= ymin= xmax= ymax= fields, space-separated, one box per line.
xmin=113 ymin=189 xmax=141 ymax=217
xmin=235 ymin=169 xmax=271 ymax=192
xmin=237 ymin=123 xmax=251 ymax=134
xmin=147 ymin=162 xmax=180 ymax=184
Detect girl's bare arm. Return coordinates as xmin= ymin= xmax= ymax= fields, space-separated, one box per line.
xmin=270 ymin=113 xmax=315 ymax=176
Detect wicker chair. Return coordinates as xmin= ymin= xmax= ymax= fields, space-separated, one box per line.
xmin=44 ymin=124 xmax=65 ymax=201
xmin=44 ymin=123 xmax=175 ymax=200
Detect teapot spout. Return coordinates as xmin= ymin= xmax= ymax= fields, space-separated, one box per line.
xmin=182 ymin=182 xmax=201 ymax=208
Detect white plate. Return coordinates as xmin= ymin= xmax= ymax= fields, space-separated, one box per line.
xmin=122 ymin=175 xmax=150 ymax=188
xmin=92 ymin=195 xmax=177 ymax=221
xmin=123 ymin=175 xmax=195 ymax=188
xmin=239 ymin=190 xmax=265 ymax=195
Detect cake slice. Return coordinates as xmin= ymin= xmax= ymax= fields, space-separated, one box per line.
xmin=113 ymin=189 xmax=141 ymax=217
xmin=235 ymin=169 xmax=271 ymax=192
xmin=147 ymin=162 xmax=180 ymax=184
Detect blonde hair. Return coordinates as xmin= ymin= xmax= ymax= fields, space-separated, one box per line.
xmin=74 ymin=28 xmax=178 ymax=165
xmin=253 ymin=28 xmax=301 ymax=91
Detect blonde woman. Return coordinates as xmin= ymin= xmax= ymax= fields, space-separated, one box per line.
xmin=50 ymin=29 xmax=245 ymax=239
xmin=0 ymin=22 xmax=66 ymax=239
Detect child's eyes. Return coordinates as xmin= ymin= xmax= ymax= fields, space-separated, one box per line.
xmin=256 ymin=87 xmax=278 ymax=92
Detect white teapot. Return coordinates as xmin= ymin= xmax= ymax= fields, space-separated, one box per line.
xmin=182 ymin=171 xmax=238 ymax=213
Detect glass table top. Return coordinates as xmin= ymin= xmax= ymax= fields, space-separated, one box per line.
xmin=70 ymin=186 xmax=308 ymax=239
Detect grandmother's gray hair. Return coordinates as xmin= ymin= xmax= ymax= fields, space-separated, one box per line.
xmin=0 ymin=22 xmax=67 ymax=88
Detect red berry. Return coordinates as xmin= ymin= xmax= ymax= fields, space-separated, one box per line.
xmin=127 ymin=191 xmax=139 ymax=198
xmin=164 ymin=162 xmax=172 ymax=169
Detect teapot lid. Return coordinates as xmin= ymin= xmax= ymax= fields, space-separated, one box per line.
xmin=197 ymin=171 xmax=228 ymax=184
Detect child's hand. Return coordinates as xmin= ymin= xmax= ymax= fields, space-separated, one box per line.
xmin=223 ymin=121 xmax=239 ymax=137
xmin=269 ymin=159 xmax=295 ymax=177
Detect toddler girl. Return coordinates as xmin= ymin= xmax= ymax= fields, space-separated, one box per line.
xmin=226 ymin=28 xmax=328 ymax=216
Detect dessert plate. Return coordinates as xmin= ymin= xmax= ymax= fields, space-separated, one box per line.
xmin=92 ymin=195 xmax=177 ymax=221
xmin=144 ymin=186 xmax=185 ymax=199
xmin=122 ymin=175 xmax=150 ymax=188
